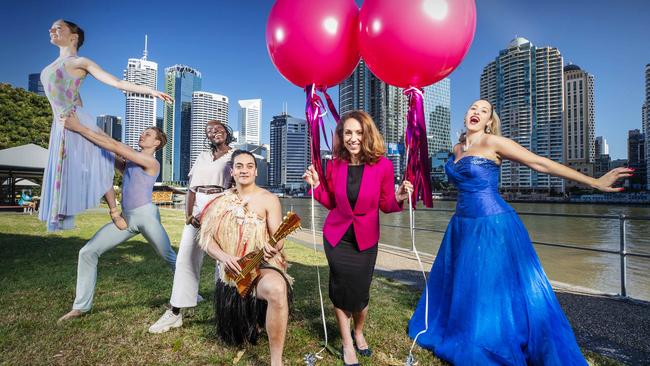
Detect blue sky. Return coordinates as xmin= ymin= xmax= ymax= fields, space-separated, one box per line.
xmin=2 ymin=0 xmax=649 ymax=159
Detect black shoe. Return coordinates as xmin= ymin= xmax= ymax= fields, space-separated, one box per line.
xmin=340 ymin=346 xmax=360 ymax=366
xmin=351 ymin=330 xmax=373 ymax=357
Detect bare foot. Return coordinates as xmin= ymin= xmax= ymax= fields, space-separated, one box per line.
xmin=109 ymin=208 xmax=128 ymax=230
xmin=58 ymin=309 xmax=84 ymax=323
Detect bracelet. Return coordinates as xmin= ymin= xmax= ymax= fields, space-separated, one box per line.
xmin=185 ymin=215 xmax=194 ymax=225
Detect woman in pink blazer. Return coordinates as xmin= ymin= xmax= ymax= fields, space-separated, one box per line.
xmin=304 ymin=110 xmax=412 ymax=366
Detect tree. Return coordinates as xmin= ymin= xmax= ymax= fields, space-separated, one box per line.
xmin=0 ymin=83 xmax=52 ymax=150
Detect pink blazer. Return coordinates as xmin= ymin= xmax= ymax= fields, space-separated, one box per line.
xmin=312 ymin=156 xmax=403 ymax=251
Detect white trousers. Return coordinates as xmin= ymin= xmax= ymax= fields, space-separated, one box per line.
xmin=169 ymin=192 xmax=219 ymax=308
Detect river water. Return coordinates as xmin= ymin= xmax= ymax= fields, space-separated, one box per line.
xmin=280 ymin=198 xmax=650 ymax=301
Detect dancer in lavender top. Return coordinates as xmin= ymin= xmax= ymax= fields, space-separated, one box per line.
xmin=39 ymin=19 xmax=172 ymax=232
xmin=58 ymin=113 xmax=176 ymax=322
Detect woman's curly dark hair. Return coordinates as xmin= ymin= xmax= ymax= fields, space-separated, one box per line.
xmin=205 ymin=120 xmax=235 ymax=151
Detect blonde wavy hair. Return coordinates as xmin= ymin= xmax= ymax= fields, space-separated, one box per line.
xmin=459 ymin=99 xmax=502 ymax=144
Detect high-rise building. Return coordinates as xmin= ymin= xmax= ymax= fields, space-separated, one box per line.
xmin=610 ymin=159 xmax=628 ymax=169
xmin=424 ymin=79 xmax=452 ymax=155
xmin=641 ymin=64 xmax=650 ymax=191
xmin=641 ymin=64 xmax=650 ymax=136
xmin=595 ymin=136 xmax=609 ymax=156
xmin=594 ymin=155 xmax=611 ymax=179
xmin=563 ymin=64 xmax=595 ymax=187
xmin=339 ymin=59 xmax=374 ymax=115
xmin=124 ymin=37 xmax=158 ymax=152
xmin=481 ymin=37 xmax=565 ymax=193
xmin=269 ymin=113 xmax=310 ymax=190
xmin=262 ymin=144 xmax=271 ymax=161
xmin=339 ymin=60 xmax=451 ymax=178
xmin=431 ymin=151 xmax=451 ymax=185
xmin=238 ymin=99 xmax=262 ymax=145
xmin=190 ymin=91 xmax=229 ymax=167
xmin=594 ymin=137 xmax=611 ymax=178
xmin=161 ymin=65 xmax=202 ymax=183
xmin=155 ymin=116 xmax=163 ymax=182
xmin=628 ymin=129 xmax=647 ymax=190
xmin=28 ymin=73 xmax=45 ymax=96
xmin=96 ymin=115 xmax=123 ymax=142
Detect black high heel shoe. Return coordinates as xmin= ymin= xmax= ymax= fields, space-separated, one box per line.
xmin=351 ymin=330 xmax=373 ymax=357
xmin=340 ymin=346 xmax=360 ymax=366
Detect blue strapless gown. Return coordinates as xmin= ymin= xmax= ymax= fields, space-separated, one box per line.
xmin=408 ymin=156 xmax=587 ymax=365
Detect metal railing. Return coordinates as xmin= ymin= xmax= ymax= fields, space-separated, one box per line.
xmin=289 ymin=203 xmax=650 ymax=299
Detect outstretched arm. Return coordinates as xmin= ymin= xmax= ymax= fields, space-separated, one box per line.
xmin=64 ymin=112 xmax=158 ymax=173
xmin=76 ymin=57 xmax=173 ymax=103
xmin=491 ymin=135 xmax=633 ymax=192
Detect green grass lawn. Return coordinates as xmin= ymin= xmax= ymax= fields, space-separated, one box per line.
xmin=0 ymin=209 xmax=619 ymax=365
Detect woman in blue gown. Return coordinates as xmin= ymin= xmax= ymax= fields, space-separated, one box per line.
xmin=408 ymin=99 xmax=633 ymax=365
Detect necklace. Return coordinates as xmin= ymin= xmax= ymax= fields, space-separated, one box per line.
xmin=462 ymin=134 xmax=482 ymax=152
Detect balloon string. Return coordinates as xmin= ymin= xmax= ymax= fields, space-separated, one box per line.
xmin=317 ymin=86 xmax=341 ymax=123
xmin=403 ymin=130 xmax=429 ymax=365
xmin=406 ymin=192 xmax=429 ymax=361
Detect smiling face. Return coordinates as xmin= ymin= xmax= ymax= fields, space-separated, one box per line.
xmin=342 ymin=117 xmax=363 ymax=158
xmin=206 ymin=122 xmax=227 ymax=146
xmin=49 ymin=20 xmax=77 ymax=49
xmin=231 ymin=153 xmax=257 ymax=186
xmin=464 ymin=99 xmax=493 ymax=133
xmin=139 ymin=128 xmax=161 ymax=150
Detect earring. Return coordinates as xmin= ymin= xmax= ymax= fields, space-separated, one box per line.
xmin=486 ymin=125 xmax=492 ymax=134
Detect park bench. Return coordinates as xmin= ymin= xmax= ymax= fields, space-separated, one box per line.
xmin=0 ymin=205 xmax=26 ymax=213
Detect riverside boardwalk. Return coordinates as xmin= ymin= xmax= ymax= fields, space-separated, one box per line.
xmin=291 ymin=230 xmax=650 ymax=366
xmin=0 ymin=207 xmax=645 ymax=365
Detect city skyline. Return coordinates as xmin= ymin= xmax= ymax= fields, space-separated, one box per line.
xmin=2 ymin=1 xmax=649 ymax=161
xmin=481 ymin=37 xmax=565 ymax=192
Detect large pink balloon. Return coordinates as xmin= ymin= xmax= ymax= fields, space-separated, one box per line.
xmin=266 ymin=0 xmax=360 ymax=88
xmin=359 ymin=0 xmax=476 ymax=88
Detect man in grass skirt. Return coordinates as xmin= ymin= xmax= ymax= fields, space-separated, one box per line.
xmin=199 ymin=150 xmax=292 ymax=366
